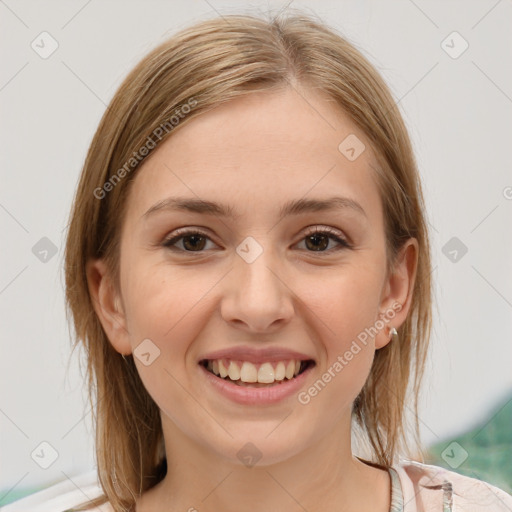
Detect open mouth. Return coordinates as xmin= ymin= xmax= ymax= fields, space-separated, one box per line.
xmin=199 ymin=358 xmax=316 ymax=387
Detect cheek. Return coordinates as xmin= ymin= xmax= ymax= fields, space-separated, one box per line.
xmin=121 ymin=264 xmax=219 ymax=422
xmin=299 ymin=261 xmax=384 ymax=347
xmin=123 ymin=263 xmax=214 ymax=351
xmin=293 ymin=260 xmax=384 ymax=407
xmin=121 ymin=258 xmax=227 ymax=385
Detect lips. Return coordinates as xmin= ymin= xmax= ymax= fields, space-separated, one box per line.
xmin=198 ymin=346 xmax=315 ymax=385
xmin=198 ymin=346 xmax=315 ymax=365
xmin=198 ymin=357 xmax=316 ymax=405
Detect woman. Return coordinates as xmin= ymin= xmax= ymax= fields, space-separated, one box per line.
xmin=6 ymin=10 xmax=511 ymax=512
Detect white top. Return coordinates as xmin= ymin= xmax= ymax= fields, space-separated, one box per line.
xmin=1 ymin=461 xmax=511 ymax=511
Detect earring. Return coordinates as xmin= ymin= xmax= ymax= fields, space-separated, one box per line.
xmin=389 ymin=327 xmax=398 ymax=343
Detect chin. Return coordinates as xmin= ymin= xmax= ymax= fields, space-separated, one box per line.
xmin=206 ymin=422 xmax=315 ymax=468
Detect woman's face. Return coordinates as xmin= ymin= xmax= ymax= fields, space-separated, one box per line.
xmin=90 ymin=87 xmax=415 ymax=466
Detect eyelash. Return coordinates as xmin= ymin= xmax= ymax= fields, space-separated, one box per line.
xmin=162 ymin=226 xmax=352 ymax=254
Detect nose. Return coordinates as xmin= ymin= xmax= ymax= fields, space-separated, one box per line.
xmin=220 ymin=243 xmax=295 ymax=333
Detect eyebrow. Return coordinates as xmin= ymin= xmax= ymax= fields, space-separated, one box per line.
xmin=141 ymin=196 xmax=367 ymax=221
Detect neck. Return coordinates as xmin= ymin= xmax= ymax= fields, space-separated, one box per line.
xmin=137 ymin=415 xmax=391 ymax=512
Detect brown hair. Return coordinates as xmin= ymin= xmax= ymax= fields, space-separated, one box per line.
xmin=64 ymin=9 xmax=432 ymax=511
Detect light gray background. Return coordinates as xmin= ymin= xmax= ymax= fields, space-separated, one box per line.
xmin=1 ymin=0 xmax=511 ymax=497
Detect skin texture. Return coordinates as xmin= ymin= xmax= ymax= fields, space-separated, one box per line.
xmin=87 ymin=86 xmax=418 ymax=512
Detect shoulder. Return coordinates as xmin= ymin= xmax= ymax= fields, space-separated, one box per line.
xmin=392 ymin=459 xmax=512 ymax=511
xmin=0 ymin=470 xmax=113 ymax=512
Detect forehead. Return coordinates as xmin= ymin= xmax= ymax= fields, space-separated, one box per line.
xmin=124 ymin=87 xmax=383 ymax=226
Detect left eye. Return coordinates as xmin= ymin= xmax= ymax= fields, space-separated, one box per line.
xmin=297 ymin=227 xmax=351 ymax=252
xmin=162 ymin=227 xmax=351 ymax=253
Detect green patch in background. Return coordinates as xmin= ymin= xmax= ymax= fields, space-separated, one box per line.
xmin=425 ymin=392 xmax=512 ymax=494
xmin=0 ymin=483 xmax=49 ymax=507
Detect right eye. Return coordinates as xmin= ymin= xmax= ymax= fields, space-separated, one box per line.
xmin=162 ymin=229 xmax=218 ymax=253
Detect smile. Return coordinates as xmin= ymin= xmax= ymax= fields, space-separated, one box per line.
xmin=198 ymin=357 xmax=316 ymax=405
xmin=201 ymin=358 xmax=314 ymax=387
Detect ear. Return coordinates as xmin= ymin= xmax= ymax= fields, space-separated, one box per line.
xmin=86 ymin=258 xmax=132 ymax=355
xmin=375 ymin=238 xmax=418 ymax=349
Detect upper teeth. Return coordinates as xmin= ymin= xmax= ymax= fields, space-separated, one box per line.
xmin=206 ymin=359 xmax=304 ymax=384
